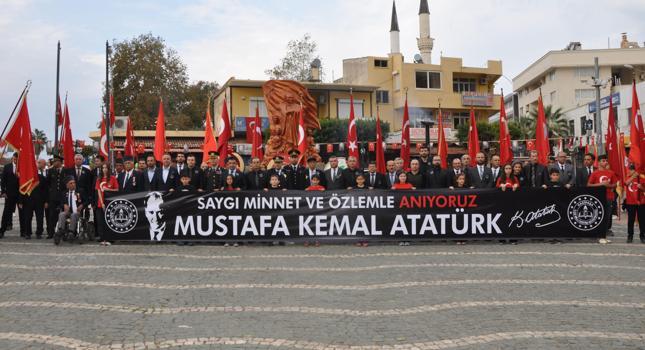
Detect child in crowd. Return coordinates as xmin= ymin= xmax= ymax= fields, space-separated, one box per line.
xmin=392 ymin=172 xmax=414 ymax=190
xmin=305 ymin=175 xmax=325 ymax=191
xmin=353 ymin=174 xmax=369 ymax=190
xmin=177 ymin=174 xmax=195 ymax=192
xmin=545 ymin=168 xmax=562 ymax=188
xmin=265 ymin=174 xmax=287 ymax=191
xmin=496 ymin=164 xmax=519 ymax=191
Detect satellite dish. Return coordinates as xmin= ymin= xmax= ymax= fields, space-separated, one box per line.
xmin=414 ymin=54 xmax=423 ymax=63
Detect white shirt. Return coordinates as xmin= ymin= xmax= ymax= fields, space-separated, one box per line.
xmin=147 ymin=168 xmax=156 ymax=183
xmin=123 ymin=170 xmax=134 ymax=187
xmin=162 ymin=167 xmax=170 ymax=182
xmin=68 ymin=190 xmax=77 ymax=214
xmin=491 ymin=167 xmax=499 ymax=178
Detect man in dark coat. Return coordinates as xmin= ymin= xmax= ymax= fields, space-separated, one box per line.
xmin=523 ymin=150 xmax=549 ymax=188
xmin=467 ymin=152 xmax=494 ymax=188
xmin=323 ymin=156 xmax=345 ymax=190
xmin=0 ymin=153 xmax=21 ymax=238
xmin=300 ymin=157 xmax=325 ymax=189
xmin=245 ymin=157 xmax=267 ymax=190
xmin=284 ymin=150 xmax=306 ymax=190
xmin=117 ymin=156 xmax=143 ymax=193
xmin=157 ymin=153 xmax=179 ymax=192
xmin=46 ymin=155 xmax=66 ymax=239
xmin=576 ymin=153 xmax=595 ymax=187
xmin=220 ymin=156 xmax=246 ymax=190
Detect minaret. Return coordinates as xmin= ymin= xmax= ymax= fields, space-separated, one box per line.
xmin=390 ymin=1 xmax=400 ymax=55
xmin=417 ymin=0 xmax=434 ymax=63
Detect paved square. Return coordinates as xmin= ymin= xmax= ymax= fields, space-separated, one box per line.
xmin=0 ymin=206 xmax=643 ymax=349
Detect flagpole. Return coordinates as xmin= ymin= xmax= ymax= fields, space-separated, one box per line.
xmin=105 ymin=40 xmax=113 ymax=169
xmin=1 ymin=80 xmax=32 ymax=141
xmin=54 ymin=41 xmax=61 ymax=155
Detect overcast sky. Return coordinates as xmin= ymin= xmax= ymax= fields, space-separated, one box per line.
xmin=1 ymin=0 xmax=644 ymax=145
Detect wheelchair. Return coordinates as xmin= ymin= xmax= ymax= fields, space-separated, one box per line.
xmin=53 ymin=207 xmax=94 ymax=245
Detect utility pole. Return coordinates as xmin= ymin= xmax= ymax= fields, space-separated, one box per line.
xmin=592 ymin=57 xmax=605 ymax=155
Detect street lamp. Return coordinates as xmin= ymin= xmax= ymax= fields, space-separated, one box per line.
xmin=420 ymin=119 xmax=435 ymax=148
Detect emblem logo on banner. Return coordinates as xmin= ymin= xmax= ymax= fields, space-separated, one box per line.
xmin=567 ymin=195 xmax=604 ymax=231
xmin=144 ymin=192 xmax=166 ymax=241
xmin=104 ymin=199 xmax=138 ymax=234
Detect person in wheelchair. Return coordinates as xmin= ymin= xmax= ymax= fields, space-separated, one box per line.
xmin=55 ymin=176 xmax=88 ymax=244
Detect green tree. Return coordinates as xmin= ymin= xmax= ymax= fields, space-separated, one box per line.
xmin=526 ymin=105 xmax=571 ymax=138
xmin=32 ymin=129 xmax=48 ymax=155
xmin=456 ymin=120 xmax=523 ymax=144
xmin=265 ymin=33 xmax=323 ymax=81
xmin=312 ymin=118 xmax=390 ymax=144
xmin=179 ymin=81 xmax=220 ymax=130
xmin=110 ymin=33 xmax=189 ymax=130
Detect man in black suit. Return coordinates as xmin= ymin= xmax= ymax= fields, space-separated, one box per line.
xmin=523 ymin=150 xmax=549 ymax=188
xmin=576 ymin=153 xmax=596 ymax=187
xmin=90 ymin=155 xmax=104 ymax=236
xmin=117 ymin=156 xmax=143 ymax=193
xmin=0 ymin=153 xmax=21 ymax=238
xmin=142 ymin=154 xmax=160 ymax=191
xmin=204 ymin=152 xmax=223 ymax=192
xmin=284 ymin=150 xmax=306 ymax=190
xmin=489 ymin=155 xmax=502 ymax=184
xmin=343 ymin=156 xmax=364 ymax=189
xmin=323 ymin=156 xmax=345 ymax=190
xmin=221 ymin=156 xmax=246 ymax=190
xmin=180 ymin=154 xmax=205 ymax=191
xmin=365 ymin=161 xmax=386 ymax=189
xmin=266 ymin=156 xmax=289 ymax=188
xmin=46 ymin=155 xmax=66 ymax=239
xmin=157 ymin=153 xmax=179 ymax=192
xmin=301 ymin=157 xmax=325 ymax=189
xmin=468 ymin=152 xmax=494 ymax=188
xmin=445 ymin=157 xmax=471 ymax=188
xmin=56 ymin=176 xmax=89 ymax=240
xmin=245 ymin=157 xmax=267 ymax=190
xmin=426 ymin=156 xmax=446 ymax=188
xmin=385 ymin=160 xmax=400 ymax=188
xmin=406 ymin=159 xmax=426 ymax=189
xmin=19 ymin=159 xmax=49 ymax=239
xmin=174 ymin=152 xmax=187 ymax=174
xmin=66 ymin=154 xmax=93 ymax=197
xmin=417 ymin=146 xmax=432 ymax=174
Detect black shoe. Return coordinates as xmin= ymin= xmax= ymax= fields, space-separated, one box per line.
xmin=24 ymin=235 xmax=31 ymax=240
xmin=36 ymin=235 xmax=42 ymax=240
xmin=607 ymin=229 xmax=614 ymax=236
xmin=46 ymin=235 xmax=53 ymax=239
xmin=627 ymin=238 xmax=633 ymax=243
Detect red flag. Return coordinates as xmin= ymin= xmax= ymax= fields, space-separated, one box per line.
xmin=60 ymin=101 xmax=74 ymax=168
xmin=535 ymin=93 xmax=549 ymax=166
xmin=297 ymin=105 xmax=307 ymax=165
xmin=375 ymin=108 xmax=386 ymax=173
xmin=2 ymin=95 xmax=39 ymax=195
xmin=628 ymin=81 xmax=645 ymax=171
xmin=56 ymin=95 xmax=63 ymax=126
xmin=251 ymin=105 xmax=264 ymax=160
xmin=400 ymin=95 xmax=410 ymax=169
xmin=202 ymin=100 xmax=218 ymax=162
xmin=467 ymin=106 xmax=480 ymax=165
xmin=606 ymin=98 xmax=623 ymax=180
xmin=153 ymin=99 xmax=166 ymax=162
xmin=124 ymin=117 xmax=135 ymax=157
xmin=109 ymin=94 xmax=116 ymax=127
xmin=99 ymin=117 xmax=108 ymax=159
xmin=437 ymin=109 xmax=448 ymax=169
xmin=347 ymin=94 xmax=359 ymax=165
xmin=498 ymin=96 xmax=513 ymax=165
xmin=216 ymin=99 xmax=231 ymax=167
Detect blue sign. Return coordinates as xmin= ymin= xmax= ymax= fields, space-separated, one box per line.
xmin=588 ymin=93 xmax=620 ymax=113
xmin=234 ymin=116 xmax=270 ymax=132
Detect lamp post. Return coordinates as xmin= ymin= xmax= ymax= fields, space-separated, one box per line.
xmin=420 ymin=119 xmax=435 ymax=148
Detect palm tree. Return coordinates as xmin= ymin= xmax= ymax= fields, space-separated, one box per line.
xmin=525 ymin=105 xmax=570 ymax=139
xmin=32 ymin=129 xmax=48 ymax=156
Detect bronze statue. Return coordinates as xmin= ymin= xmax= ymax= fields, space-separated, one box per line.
xmin=262 ymin=80 xmax=321 ymax=163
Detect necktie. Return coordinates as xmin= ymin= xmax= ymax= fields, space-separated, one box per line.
xmin=479 ymin=166 xmax=483 ymax=178
xmin=589 ymin=167 xmax=593 ymax=175
xmin=77 ymin=167 xmax=81 ymax=179
xmin=456 ymin=170 xmax=460 ymax=175
xmin=124 ymin=172 xmax=130 ymax=187
xmin=332 ymin=169 xmax=336 ymax=179
xmin=69 ymin=192 xmax=74 ymax=213
xmin=255 ymin=173 xmax=259 ymax=188
xmin=371 ymin=174 xmax=375 ymax=186
xmin=390 ymin=173 xmax=395 ymax=184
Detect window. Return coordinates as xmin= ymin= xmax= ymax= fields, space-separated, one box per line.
xmin=337 ymin=99 xmax=364 ymax=119
xmin=575 ymin=67 xmax=595 ymax=78
xmin=416 ymin=71 xmax=441 ymax=89
xmin=575 ymin=89 xmax=595 ymax=102
xmin=376 ymin=90 xmax=389 ymax=104
xmin=580 ymin=116 xmax=587 ymax=134
xmin=374 ymin=59 xmax=388 ymax=68
xmin=548 ymin=70 xmax=556 ymax=81
xmin=550 ymin=91 xmax=556 ymax=103
xmin=453 ymin=78 xmax=476 ymax=93
xmin=452 ymin=112 xmax=469 ymax=128
xmin=249 ymin=97 xmax=268 ymax=117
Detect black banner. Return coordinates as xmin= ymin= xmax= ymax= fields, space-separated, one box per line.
xmin=102 ymin=188 xmax=609 ymax=242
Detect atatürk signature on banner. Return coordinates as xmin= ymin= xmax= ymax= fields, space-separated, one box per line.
xmin=508 ymin=204 xmax=561 ymax=229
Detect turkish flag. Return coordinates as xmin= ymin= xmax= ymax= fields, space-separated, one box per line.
xmin=297 ymin=106 xmax=307 ymax=164
xmin=437 ymin=109 xmax=448 ymax=169
xmin=619 ymin=132 xmax=629 ymax=184
xmin=2 ymin=95 xmax=39 ymax=195
xmin=535 ymin=94 xmax=550 ymax=166
xmin=400 ymin=96 xmax=410 ymax=169
xmin=202 ymin=101 xmax=218 ymax=162
xmin=153 ymin=99 xmax=166 ymax=162
xmin=526 ymin=139 xmax=535 ymax=151
xmin=467 ymin=106 xmax=480 ymax=165
xmin=251 ymin=105 xmax=264 ymax=160
xmin=628 ymin=81 xmax=645 ymax=171
xmin=99 ymin=117 xmax=108 ymax=159
xmin=124 ymin=117 xmax=136 ymax=157
xmin=216 ymin=99 xmax=231 ymax=167
xmin=56 ymin=95 xmax=63 ymax=126
xmin=606 ymin=98 xmax=623 ymax=179
xmin=498 ymin=96 xmax=513 ymax=165
xmin=347 ymin=94 xmax=359 ymax=165
xmin=375 ymin=108 xmax=386 ymax=173
xmin=60 ymin=101 xmax=74 ymax=168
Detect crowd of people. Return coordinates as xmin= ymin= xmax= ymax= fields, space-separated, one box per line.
xmin=0 ymin=144 xmax=643 ymax=245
